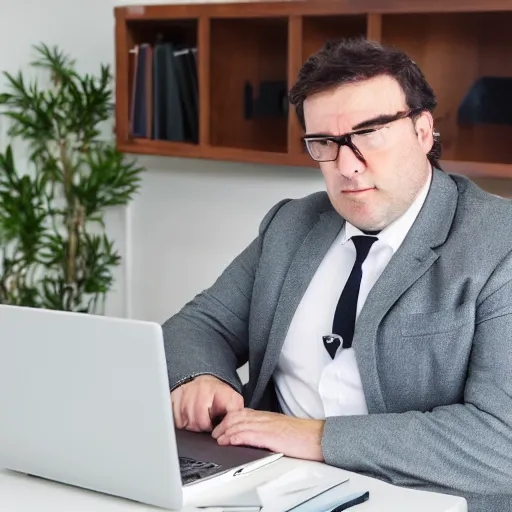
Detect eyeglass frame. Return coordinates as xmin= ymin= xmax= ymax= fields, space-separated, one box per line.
xmin=302 ymin=108 xmax=425 ymax=164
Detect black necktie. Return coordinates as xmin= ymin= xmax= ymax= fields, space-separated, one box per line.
xmin=323 ymin=235 xmax=378 ymax=359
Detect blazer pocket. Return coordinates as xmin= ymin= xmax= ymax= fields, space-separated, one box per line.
xmin=400 ymin=303 xmax=475 ymax=337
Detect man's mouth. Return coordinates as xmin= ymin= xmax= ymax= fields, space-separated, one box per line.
xmin=342 ymin=187 xmax=375 ymax=194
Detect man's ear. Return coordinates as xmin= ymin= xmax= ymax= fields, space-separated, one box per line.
xmin=415 ymin=111 xmax=435 ymax=155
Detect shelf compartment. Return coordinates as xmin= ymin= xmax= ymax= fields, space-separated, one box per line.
xmin=210 ymin=17 xmax=288 ymax=153
xmin=302 ymin=15 xmax=367 ymax=62
xmin=124 ymin=19 xmax=199 ymax=145
xmin=382 ymin=11 xmax=512 ymax=166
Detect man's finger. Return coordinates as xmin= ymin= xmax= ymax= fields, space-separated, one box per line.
xmin=211 ymin=388 xmax=240 ymax=412
xmin=172 ymin=395 xmax=186 ymax=429
xmin=211 ymin=392 xmax=244 ymax=429
xmin=211 ymin=408 xmax=248 ymax=438
xmin=224 ymin=417 xmax=272 ymax=439
xmin=211 ymin=411 xmax=236 ymax=438
xmin=218 ymin=429 xmax=270 ymax=451
xmin=184 ymin=390 xmax=212 ymax=432
xmin=180 ymin=401 xmax=192 ymax=430
xmin=223 ymin=421 xmax=255 ymax=439
xmin=225 ymin=392 xmax=244 ymax=412
xmin=195 ymin=408 xmax=214 ymax=432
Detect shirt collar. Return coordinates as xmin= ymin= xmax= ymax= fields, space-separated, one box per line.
xmin=341 ymin=169 xmax=432 ymax=254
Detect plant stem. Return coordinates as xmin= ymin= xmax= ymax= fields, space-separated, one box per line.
xmin=59 ymin=139 xmax=78 ymax=309
xmin=0 ymin=249 xmax=8 ymax=303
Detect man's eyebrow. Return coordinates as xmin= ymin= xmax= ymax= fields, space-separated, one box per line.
xmin=303 ymin=132 xmax=336 ymax=138
xmin=351 ymin=113 xmax=402 ymax=130
xmin=304 ymin=112 xmax=406 ymax=138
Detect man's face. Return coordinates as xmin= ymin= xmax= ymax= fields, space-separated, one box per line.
xmin=303 ymin=75 xmax=434 ymax=231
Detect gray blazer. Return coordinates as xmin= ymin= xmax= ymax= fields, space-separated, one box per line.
xmin=163 ymin=169 xmax=512 ymax=512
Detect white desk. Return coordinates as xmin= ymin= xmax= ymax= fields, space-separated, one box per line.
xmin=0 ymin=458 xmax=467 ymax=512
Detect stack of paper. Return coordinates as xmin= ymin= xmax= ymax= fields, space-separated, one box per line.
xmin=200 ymin=466 xmax=350 ymax=511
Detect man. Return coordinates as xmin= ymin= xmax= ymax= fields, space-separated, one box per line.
xmin=163 ymin=39 xmax=512 ymax=511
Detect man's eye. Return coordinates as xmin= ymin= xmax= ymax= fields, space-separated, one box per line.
xmin=353 ymin=129 xmax=387 ymax=149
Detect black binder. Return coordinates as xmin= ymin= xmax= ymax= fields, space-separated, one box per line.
xmin=173 ymin=48 xmax=199 ymax=143
xmin=185 ymin=48 xmax=199 ymax=127
xmin=153 ymin=42 xmax=186 ymax=142
xmin=130 ymin=44 xmax=151 ymax=138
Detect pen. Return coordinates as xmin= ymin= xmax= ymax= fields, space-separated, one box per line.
xmin=198 ymin=507 xmax=260 ymax=511
xmin=328 ymin=491 xmax=369 ymax=511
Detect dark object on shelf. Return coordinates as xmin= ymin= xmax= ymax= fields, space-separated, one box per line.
xmin=173 ymin=48 xmax=199 ymax=143
xmin=130 ymin=43 xmax=153 ymax=138
xmin=130 ymin=42 xmax=199 ymax=143
xmin=152 ymin=42 xmax=186 ymax=142
xmin=458 ymin=76 xmax=512 ymax=125
xmin=244 ymin=80 xmax=288 ymax=120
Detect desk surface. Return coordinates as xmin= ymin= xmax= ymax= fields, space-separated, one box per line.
xmin=0 ymin=458 xmax=467 ymax=512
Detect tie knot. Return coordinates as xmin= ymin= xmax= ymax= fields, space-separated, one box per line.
xmin=351 ymin=235 xmax=378 ymax=264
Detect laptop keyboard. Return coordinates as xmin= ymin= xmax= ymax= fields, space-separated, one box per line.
xmin=179 ymin=456 xmax=222 ymax=484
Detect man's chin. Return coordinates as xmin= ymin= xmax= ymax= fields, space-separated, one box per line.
xmin=335 ymin=204 xmax=385 ymax=232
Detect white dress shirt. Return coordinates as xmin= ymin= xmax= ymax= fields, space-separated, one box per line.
xmin=274 ymin=173 xmax=432 ymax=419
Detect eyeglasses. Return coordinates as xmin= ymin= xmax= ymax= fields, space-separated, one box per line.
xmin=302 ymin=108 xmax=423 ymax=163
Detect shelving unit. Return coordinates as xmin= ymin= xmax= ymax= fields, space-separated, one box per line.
xmin=115 ymin=0 xmax=512 ymax=179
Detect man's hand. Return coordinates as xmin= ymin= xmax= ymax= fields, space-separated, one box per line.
xmin=171 ymin=375 xmax=244 ymax=432
xmin=212 ymin=409 xmax=325 ymax=462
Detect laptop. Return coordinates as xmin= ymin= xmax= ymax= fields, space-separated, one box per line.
xmin=0 ymin=304 xmax=282 ymax=509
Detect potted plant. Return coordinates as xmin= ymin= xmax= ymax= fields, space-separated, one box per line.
xmin=0 ymin=43 xmax=144 ymax=313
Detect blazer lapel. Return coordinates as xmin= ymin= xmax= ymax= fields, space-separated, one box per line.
xmin=250 ymin=208 xmax=343 ymax=408
xmin=354 ymin=169 xmax=459 ymax=414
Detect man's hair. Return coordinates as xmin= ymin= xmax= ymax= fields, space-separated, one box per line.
xmin=289 ymin=38 xmax=442 ymax=169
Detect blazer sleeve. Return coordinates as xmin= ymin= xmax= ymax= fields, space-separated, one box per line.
xmin=321 ymin=250 xmax=512 ymax=496
xmin=162 ymin=198 xmax=291 ymax=394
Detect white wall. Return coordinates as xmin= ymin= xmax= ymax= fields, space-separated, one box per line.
xmin=0 ymin=0 xmax=324 ymax=322
xmin=129 ymin=156 xmax=323 ymax=322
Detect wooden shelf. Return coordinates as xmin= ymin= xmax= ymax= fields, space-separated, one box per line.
xmin=119 ymin=1 xmax=512 ymax=19
xmin=115 ymin=1 xmax=512 ymax=180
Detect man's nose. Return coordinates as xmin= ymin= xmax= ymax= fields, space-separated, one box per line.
xmin=335 ymin=144 xmax=366 ymax=179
